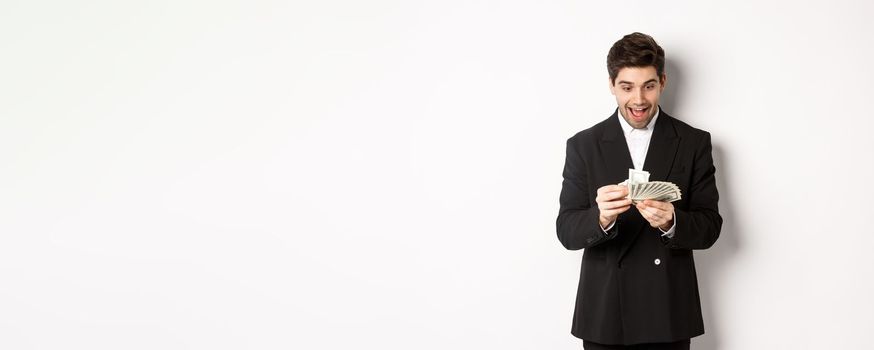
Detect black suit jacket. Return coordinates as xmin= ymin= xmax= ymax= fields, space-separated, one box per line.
xmin=556 ymin=108 xmax=722 ymax=345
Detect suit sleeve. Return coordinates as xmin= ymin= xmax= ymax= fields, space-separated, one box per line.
xmin=556 ymin=137 xmax=617 ymax=250
xmin=667 ymin=132 xmax=723 ymax=250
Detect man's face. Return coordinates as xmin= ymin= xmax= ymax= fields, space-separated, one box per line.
xmin=609 ymin=66 xmax=666 ymax=129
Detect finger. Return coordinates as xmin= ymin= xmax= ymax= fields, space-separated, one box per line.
xmin=602 ymin=200 xmax=633 ymax=210
xmin=600 ymin=199 xmax=633 ymax=210
xmin=639 ymin=201 xmax=671 ymax=215
xmin=600 ymin=206 xmax=631 ymax=218
xmin=598 ymin=185 xmax=628 ymax=196
xmin=639 ymin=204 xmax=664 ymax=219
xmin=644 ymin=206 xmax=672 ymax=227
xmin=643 ymin=199 xmax=670 ymax=210
xmin=601 ymin=205 xmax=632 ymax=218
xmin=598 ymin=199 xmax=631 ymax=209
xmin=638 ymin=207 xmax=665 ymax=227
xmin=597 ymin=190 xmax=630 ymax=203
xmin=635 ymin=202 xmax=651 ymax=213
xmin=641 ymin=205 xmax=667 ymax=218
xmin=637 ymin=208 xmax=656 ymax=225
xmin=638 ymin=205 xmax=655 ymax=219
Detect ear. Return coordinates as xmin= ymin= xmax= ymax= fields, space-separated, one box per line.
xmin=608 ymin=77 xmax=616 ymax=95
xmin=659 ymin=73 xmax=667 ymax=92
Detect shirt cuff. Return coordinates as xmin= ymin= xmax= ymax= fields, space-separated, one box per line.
xmin=659 ymin=214 xmax=676 ymax=238
xmin=601 ymin=220 xmax=616 ymax=235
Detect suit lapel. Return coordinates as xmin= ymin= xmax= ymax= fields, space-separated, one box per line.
xmin=642 ymin=112 xmax=680 ymax=182
xmin=598 ymin=110 xmax=634 ymax=183
xmin=615 ymin=109 xmax=681 ymax=263
xmin=598 ymin=111 xmax=644 ymax=264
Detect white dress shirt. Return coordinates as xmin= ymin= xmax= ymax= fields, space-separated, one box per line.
xmin=602 ymin=107 xmax=676 ymax=238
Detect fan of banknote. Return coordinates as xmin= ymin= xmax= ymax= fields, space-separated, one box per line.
xmin=619 ymin=169 xmax=682 ymax=203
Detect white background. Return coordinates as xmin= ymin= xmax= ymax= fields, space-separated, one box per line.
xmin=2 ymin=0 xmax=873 ymax=349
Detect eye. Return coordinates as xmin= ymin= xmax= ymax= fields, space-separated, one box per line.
xmin=622 ymin=87 xmax=631 ymax=92
xmin=646 ymin=84 xmax=655 ymax=90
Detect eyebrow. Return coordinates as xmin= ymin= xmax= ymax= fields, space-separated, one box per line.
xmin=618 ymin=79 xmax=659 ymax=86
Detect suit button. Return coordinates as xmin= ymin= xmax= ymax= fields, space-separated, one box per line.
xmin=654 ymin=259 xmax=661 ymax=265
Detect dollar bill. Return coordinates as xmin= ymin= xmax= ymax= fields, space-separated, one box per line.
xmin=624 ymin=169 xmax=682 ymax=203
xmin=628 ymin=169 xmax=650 ymax=186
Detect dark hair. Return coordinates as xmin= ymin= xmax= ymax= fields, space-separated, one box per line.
xmin=607 ymin=32 xmax=665 ymax=85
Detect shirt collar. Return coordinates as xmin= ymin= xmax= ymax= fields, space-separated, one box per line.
xmin=617 ymin=106 xmax=660 ymax=134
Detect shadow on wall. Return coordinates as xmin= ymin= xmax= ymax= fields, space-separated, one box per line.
xmin=660 ymin=59 xmax=684 ymax=114
xmin=662 ymin=58 xmax=742 ymax=350
xmin=694 ymin=144 xmax=740 ymax=350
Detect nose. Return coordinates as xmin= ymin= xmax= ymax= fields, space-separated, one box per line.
xmin=633 ymin=89 xmax=645 ymax=104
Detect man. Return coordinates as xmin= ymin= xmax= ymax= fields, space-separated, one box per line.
xmin=556 ymin=32 xmax=722 ymax=350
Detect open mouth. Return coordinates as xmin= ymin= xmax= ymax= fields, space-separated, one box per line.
xmin=628 ymin=106 xmax=649 ymax=121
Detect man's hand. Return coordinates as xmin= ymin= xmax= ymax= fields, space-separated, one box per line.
xmin=637 ymin=199 xmax=675 ymax=231
xmin=596 ymin=185 xmax=633 ymax=228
